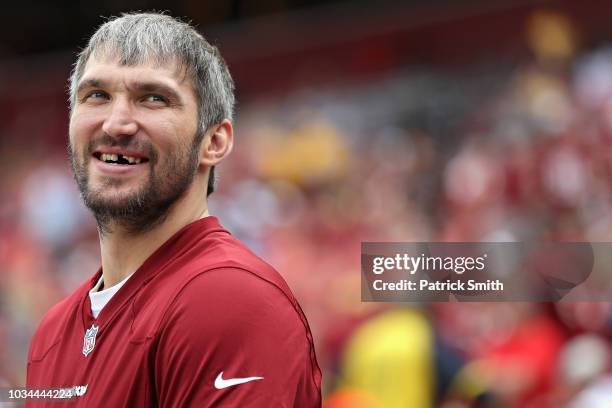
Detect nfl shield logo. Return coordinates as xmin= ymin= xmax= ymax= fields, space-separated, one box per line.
xmin=82 ymin=325 xmax=99 ymax=357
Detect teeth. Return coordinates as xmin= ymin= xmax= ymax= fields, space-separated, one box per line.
xmin=100 ymin=153 xmax=115 ymax=162
xmin=100 ymin=153 xmax=118 ymax=162
xmin=99 ymin=153 xmax=143 ymax=164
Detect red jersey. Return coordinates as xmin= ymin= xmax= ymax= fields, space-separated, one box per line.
xmin=26 ymin=217 xmax=322 ymax=407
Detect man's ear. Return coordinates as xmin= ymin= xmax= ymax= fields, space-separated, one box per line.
xmin=200 ymin=119 xmax=234 ymax=167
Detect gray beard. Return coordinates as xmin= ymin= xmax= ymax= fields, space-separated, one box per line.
xmin=68 ymin=133 xmax=201 ymax=235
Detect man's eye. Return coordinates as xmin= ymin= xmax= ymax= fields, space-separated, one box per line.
xmin=84 ymin=91 xmax=109 ymax=101
xmin=143 ymin=95 xmax=167 ymax=103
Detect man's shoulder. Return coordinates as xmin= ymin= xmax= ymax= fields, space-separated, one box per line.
xmin=167 ymin=227 xmax=296 ymax=302
xmin=156 ymin=267 xmax=314 ymax=357
xmin=133 ymin=232 xmax=302 ymax=337
xmin=173 ymin=266 xmax=297 ymax=312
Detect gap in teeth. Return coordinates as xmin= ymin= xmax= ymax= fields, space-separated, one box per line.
xmin=99 ymin=153 xmax=142 ymax=164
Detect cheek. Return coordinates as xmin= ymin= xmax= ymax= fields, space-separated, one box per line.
xmin=69 ymin=110 xmax=102 ymax=147
xmin=140 ymin=112 xmax=197 ymax=152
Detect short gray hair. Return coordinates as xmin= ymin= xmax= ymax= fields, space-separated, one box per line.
xmin=69 ymin=12 xmax=235 ymax=195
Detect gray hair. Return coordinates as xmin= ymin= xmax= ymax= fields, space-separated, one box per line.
xmin=69 ymin=12 xmax=235 ymax=195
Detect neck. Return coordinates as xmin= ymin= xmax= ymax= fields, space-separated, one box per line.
xmin=98 ymin=187 xmax=209 ymax=289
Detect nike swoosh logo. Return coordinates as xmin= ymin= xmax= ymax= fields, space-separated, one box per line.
xmin=214 ymin=371 xmax=264 ymax=389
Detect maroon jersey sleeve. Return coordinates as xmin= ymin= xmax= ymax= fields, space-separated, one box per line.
xmin=154 ymin=267 xmax=321 ymax=407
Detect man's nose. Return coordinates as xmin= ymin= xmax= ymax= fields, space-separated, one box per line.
xmin=102 ymin=98 xmax=138 ymax=138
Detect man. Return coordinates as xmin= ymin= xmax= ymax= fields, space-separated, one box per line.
xmin=26 ymin=12 xmax=322 ymax=407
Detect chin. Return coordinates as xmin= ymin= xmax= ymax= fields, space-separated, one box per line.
xmin=86 ymin=187 xmax=145 ymax=208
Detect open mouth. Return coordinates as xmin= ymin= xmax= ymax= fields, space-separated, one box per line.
xmin=93 ymin=152 xmax=149 ymax=165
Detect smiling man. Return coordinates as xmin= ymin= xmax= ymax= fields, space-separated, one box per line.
xmin=26 ymin=13 xmax=321 ymax=407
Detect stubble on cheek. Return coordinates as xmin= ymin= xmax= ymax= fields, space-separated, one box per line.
xmin=67 ymin=140 xmax=89 ymax=191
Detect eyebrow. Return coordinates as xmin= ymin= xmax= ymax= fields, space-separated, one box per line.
xmin=76 ymin=78 xmax=183 ymax=103
xmin=76 ymin=78 xmax=106 ymax=96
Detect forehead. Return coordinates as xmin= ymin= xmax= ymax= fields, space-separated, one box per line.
xmin=79 ymin=54 xmax=195 ymax=95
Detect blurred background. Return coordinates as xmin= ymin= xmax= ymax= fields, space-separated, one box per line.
xmin=2 ymin=0 xmax=612 ymax=406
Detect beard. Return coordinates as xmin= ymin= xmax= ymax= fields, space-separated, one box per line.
xmin=68 ymin=132 xmax=203 ymax=235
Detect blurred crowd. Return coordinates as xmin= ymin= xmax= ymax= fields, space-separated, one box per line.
xmin=2 ymin=9 xmax=612 ymax=408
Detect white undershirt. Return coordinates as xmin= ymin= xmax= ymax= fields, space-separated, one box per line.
xmin=88 ymin=273 xmax=133 ymax=318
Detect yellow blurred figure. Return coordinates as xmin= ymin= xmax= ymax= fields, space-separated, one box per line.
xmin=257 ymin=117 xmax=351 ymax=186
xmin=340 ymin=308 xmax=434 ymax=408
xmin=526 ymin=10 xmax=578 ymax=61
